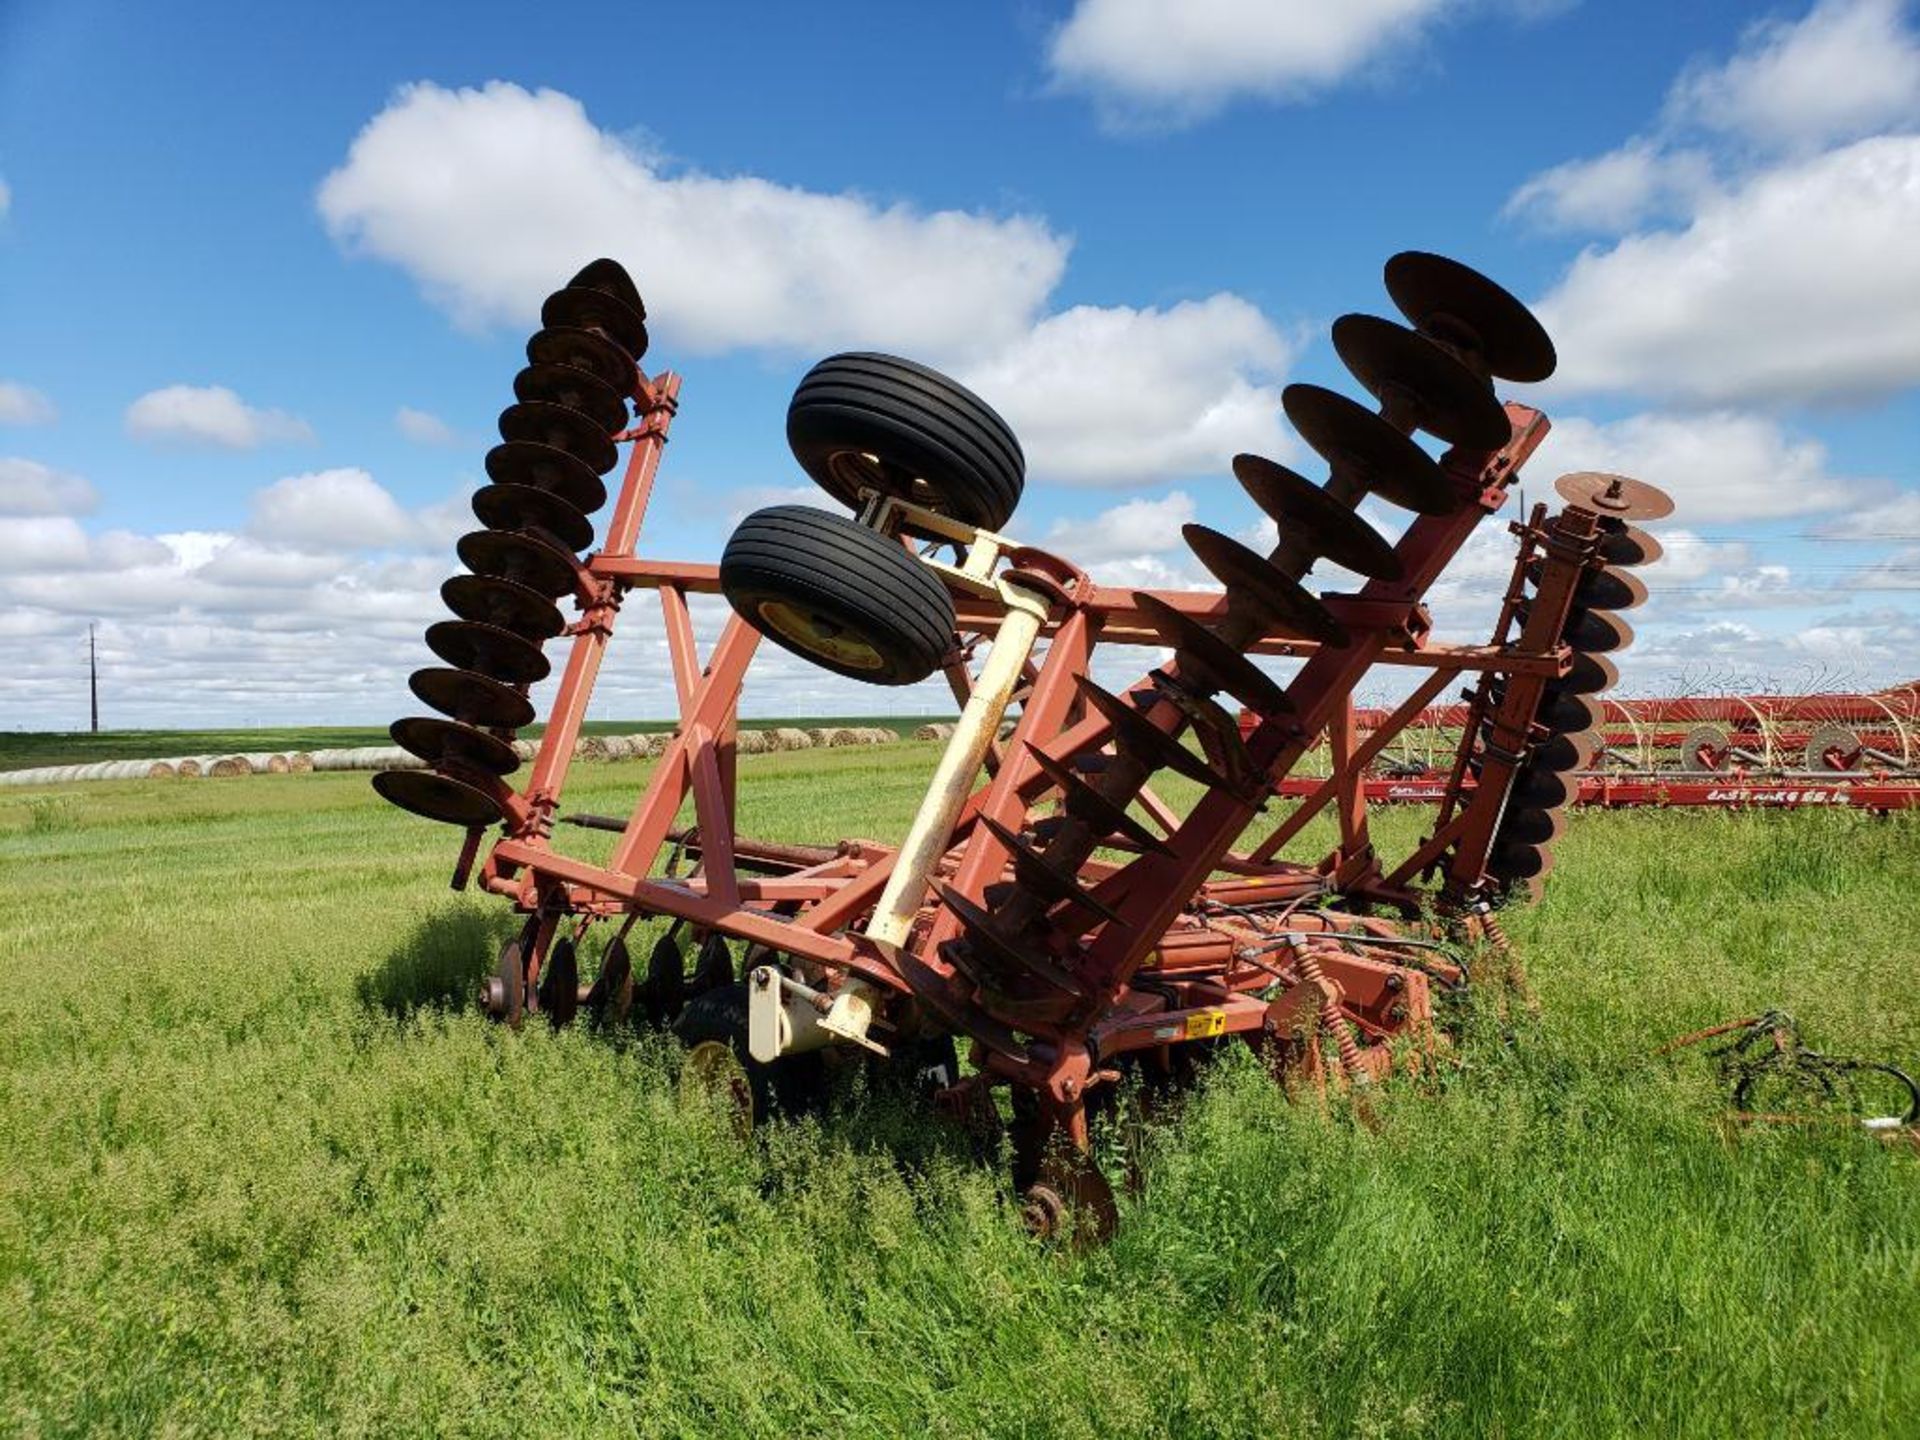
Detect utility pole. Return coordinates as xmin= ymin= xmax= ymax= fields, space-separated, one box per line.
xmin=89 ymin=624 xmax=99 ymax=734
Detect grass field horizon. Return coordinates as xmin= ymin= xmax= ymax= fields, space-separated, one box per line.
xmin=1 ymin=747 xmax=1915 ymax=1436
xmin=0 ymin=717 xmax=959 ymax=772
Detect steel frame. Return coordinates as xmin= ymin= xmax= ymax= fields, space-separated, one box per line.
xmin=444 ymin=343 xmax=1617 ymax=1141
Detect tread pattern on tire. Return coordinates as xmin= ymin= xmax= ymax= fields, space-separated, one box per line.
xmin=721 ymin=505 xmax=956 ymax=685
xmin=787 ymin=352 xmax=1024 ymax=530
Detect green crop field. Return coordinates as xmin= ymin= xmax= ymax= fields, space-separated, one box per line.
xmin=1 ymin=747 xmax=1916 ymax=1437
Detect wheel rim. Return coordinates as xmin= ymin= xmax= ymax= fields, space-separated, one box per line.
xmin=682 ymin=1040 xmax=754 ymax=1135
xmin=756 ymin=600 xmax=885 ymax=672
xmin=826 ymin=449 xmax=949 ymax=517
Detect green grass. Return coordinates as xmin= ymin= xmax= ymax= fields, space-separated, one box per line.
xmin=0 ymin=717 xmax=955 ymax=771
xmin=0 ymin=751 xmax=1915 ymax=1437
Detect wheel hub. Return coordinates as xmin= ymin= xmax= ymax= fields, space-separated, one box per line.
xmin=757 ymin=600 xmax=885 ymax=671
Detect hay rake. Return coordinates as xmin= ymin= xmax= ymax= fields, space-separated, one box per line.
xmin=1279 ymin=679 xmax=1920 ymax=813
xmin=375 ymin=252 xmax=1674 ymax=1235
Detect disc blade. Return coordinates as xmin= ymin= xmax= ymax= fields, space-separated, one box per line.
xmin=512 ymin=363 xmax=629 ymax=434
xmin=541 ymin=285 xmax=649 ymax=362
xmin=441 ymin=573 xmax=566 ymax=642
xmin=1511 ymin=766 xmax=1576 ymax=809
xmin=1578 ymin=566 xmax=1649 ymax=612
xmin=1130 ymin=591 xmax=1288 ymax=715
xmin=1022 ymin=743 xmax=1172 ymax=855
xmin=1182 ymin=524 xmax=1348 ymax=647
xmin=1528 ymin=557 xmax=1650 ymax=613
xmin=471 ymin=483 xmax=593 ymax=553
xmin=1330 ymin=314 xmax=1512 ymax=451
xmin=1074 ymin=676 xmax=1242 ymax=792
xmin=1517 ymin=602 xmax=1634 ymax=655
xmin=1554 ymin=652 xmax=1619 ymax=697
xmin=526 ymin=325 xmax=633 ymax=392
xmin=937 ymin=884 xmax=1089 ymax=998
xmin=457 ymin=529 xmax=581 ymax=599
xmin=1554 ymin=471 xmax=1674 ymax=523
xmin=389 ymin=715 xmax=520 ymax=775
xmin=1596 ymin=523 xmax=1663 ymax=567
xmin=1231 ymin=453 xmax=1404 ymax=579
xmin=565 ymin=257 xmax=647 ymax=319
xmin=1532 ymin=730 xmax=1598 ymax=774
xmin=1488 ymin=839 xmax=1555 ymax=882
xmin=409 ymin=666 xmax=535 ymax=731
xmin=1496 ymin=804 xmax=1568 ymax=847
xmin=897 ymin=948 xmax=1030 ymax=1066
xmin=1282 ymin=384 xmax=1457 ymax=516
xmin=497 ymin=401 xmax=618 ymax=477
xmin=484 ymin=440 xmax=607 ymax=514
xmin=1536 ymin=690 xmax=1607 ymax=735
xmin=372 ymin=768 xmax=504 ymax=826
xmin=426 ymin=619 xmax=552 ymax=686
xmin=975 ymin=815 xmax=1124 ymax=926
xmin=1383 ymin=251 xmax=1556 ymax=383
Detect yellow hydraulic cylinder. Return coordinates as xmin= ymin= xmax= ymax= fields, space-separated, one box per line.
xmin=820 ymin=576 xmax=1051 ymax=1047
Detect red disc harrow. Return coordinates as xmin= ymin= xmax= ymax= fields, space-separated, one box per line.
xmin=377 ymin=252 xmax=1676 ymax=1235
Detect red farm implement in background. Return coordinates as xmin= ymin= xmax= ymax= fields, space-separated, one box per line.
xmin=375 ymin=252 xmax=1675 ymax=1235
xmin=1262 ymin=680 xmax=1920 ymax=814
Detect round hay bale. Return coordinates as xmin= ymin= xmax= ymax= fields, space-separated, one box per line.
xmin=913 ymin=723 xmax=943 ymax=741
xmin=208 ymin=756 xmax=251 ymax=779
xmin=821 ymin=727 xmax=854 ymax=747
xmin=804 ymin=728 xmax=831 ymax=747
xmin=599 ymin=735 xmax=636 ymax=761
xmin=287 ymin=752 xmax=314 ymax=773
xmin=147 ymin=761 xmax=177 ymax=779
xmin=635 ymin=733 xmax=667 ymax=758
xmin=864 ymin=727 xmax=897 ymax=744
xmin=177 ymin=758 xmax=203 ymax=778
xmin=261 ymin=753 xmax=291 ymax=774
xmin=511 ymin=738 xmax=538 ymax=761
xmin=772 ymin=727 xmax=811 ymax=751
xmin=734 ymin=729 xmax=768 ymax=755
xmin=575 ymin=736 xmax=610 ymax=761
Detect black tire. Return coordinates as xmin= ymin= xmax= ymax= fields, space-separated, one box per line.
xmin=787 ymin=353 xmax=1024 ymax=530
xmin=672 ymin=983 xmax=825 ymax=1123
xmin=720 ymin=505 xmax=956 ymax=685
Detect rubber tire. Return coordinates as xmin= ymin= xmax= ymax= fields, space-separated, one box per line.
xmin=720 ymin=505 xmax=956 ymax=685
xmin=672 ymin=983 xmax=825 ymax=1123
xmin=787 ymin=353 xmax=1024 ymax=530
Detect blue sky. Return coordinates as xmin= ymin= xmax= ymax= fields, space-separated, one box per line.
xmin=3 ymin=0 xmax=1917 ymax=729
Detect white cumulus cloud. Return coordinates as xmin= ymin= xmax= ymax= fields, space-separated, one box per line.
xmin=1534 ymin=136 xmax=1920 ymax=404
xmin=394 ymin=405 xmax=458 ymax=446
xmin=1504 ymin=142 xmax=1716 ymax=233
xmin=1047 ymin=0 xmax=1462 ymax=123
xmin=318 ymin=81 xmax=1069 ymax=362
xmin=124 ymin=384 xmax=315 ymax=449
xmin=0 ymin=381 xmax=57 ymax=425
xmin=247 ymin=467 xmax=425 ymax=552
xmin=1042 ymin=490 xmax=1197 ymax=565
xmin=1527 ymin=410 xmax=1866 ymax=522
xmin=1666 ymin=0 xmax=1920 ymax=154
xmin=0 ymin=457 xmax=97 ymax=517
xmin=317 ymin=81 xmax=1305 ymax=496
xmin=963 ymin=297 xmax=1296 ymax=486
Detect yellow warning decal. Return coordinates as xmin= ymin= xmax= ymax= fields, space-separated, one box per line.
xmin=1184 ymin=1009 xmax=1227 ymax=1040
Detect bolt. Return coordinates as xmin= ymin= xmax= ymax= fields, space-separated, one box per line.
xmin=1389 ymin=1003 xmax=1408 ymax=1022
xmin=1384 ymin=973 xmax=1405 ymax=993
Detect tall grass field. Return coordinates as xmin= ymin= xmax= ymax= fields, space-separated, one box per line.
xmin=1 ymin=744 xmax=1915 ymax=1436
